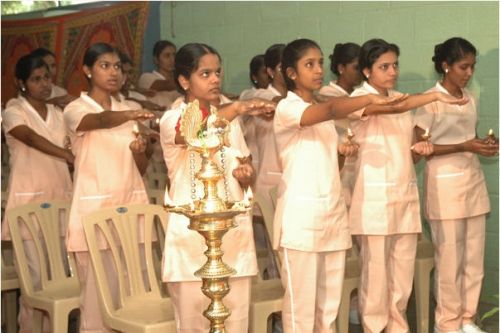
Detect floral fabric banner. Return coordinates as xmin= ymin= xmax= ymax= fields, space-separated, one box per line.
xmin=1 ymin=2 xmax=149 ymax=104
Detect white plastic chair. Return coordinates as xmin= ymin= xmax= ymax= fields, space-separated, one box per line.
xmin=146 ymin=188 xmax=165 ymax=206
xmin=6 ymin=200 xmax=80 ymax=333
xmin=82 ymin=203 xmax=175 ymax=333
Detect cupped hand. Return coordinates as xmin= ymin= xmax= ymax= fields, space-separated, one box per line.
xmin=238 ymin=98 xmax=276 ymax=117
xmin=465 ymin=138 xmax=499 ymax=157
xmin=129 ymin=136 xmax=147 ymax=154
xmin=338 ymin=142 xmax=359 ymax=157
xmin=232 ymin=163 xmax=254 ymax=183
xmin=371 ymin=93 xmax=410 ymax=106
xmin=411 ymin=141 xmax=434 ymax=156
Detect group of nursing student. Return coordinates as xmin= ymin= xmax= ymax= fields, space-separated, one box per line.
xmin=1 ymin=35 xmax=498 ymax=333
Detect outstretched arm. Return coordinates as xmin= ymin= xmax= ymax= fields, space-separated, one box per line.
xmin=363 ymin=92 xmax=467 ymax=116
xmin=76 ymin=110 xmax=155 ymax=132
xmin=300 ymin=93 xmax=408 ymax=127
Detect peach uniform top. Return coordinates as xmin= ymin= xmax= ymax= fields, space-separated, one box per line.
xmin=239 ymin=87 xmax=257 ymax=101
xmin=319 ymin=81 xmax=351 ymax=137
xmin=273 ymin=91 xmax=351 ymax=252
xmin=138 ymin=71 xmax=181 ymax=109
xmin=319 ymin=81 xmax=355 ymax=208
xmin=348 ymin=82 xmax=421 ymax=235
xmin=64 ymin=93 xmax=149 ymax=252
xmin=251 ymin=85 xmax=282 ymax=207
xmin=160 ymin=102 xmax=258 ymax=282
xmin=414 ymin=82 xmax=490 ymax=220
xmin=1 ymin=97 xmax=72 ymax=239
xmin=239 ymin=88 xmax=261 ymax=178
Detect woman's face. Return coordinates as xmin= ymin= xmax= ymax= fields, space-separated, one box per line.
xmin=181 ymin=53 xmax=222 ymax=107
xmin=292 ymin=47 xmax=324 ymax=92
xmin=21 ymin=66 xmax=52 ymax=101
xmin=443 ymin=53 xmax=476 ymax=89
xmin=339 ymin=57 xmax=362 ymax=88
xmin=43 ymin=54 xmax=57 ymax=79
xmin=252 ymin=65 xmax=270 ymax=89
xmin=364 ymin=51 xmax=399 ymax=94
xmin=121 ymin=62 xmax=134 ymax=90
xmin=156 ymin=46 xmax=176 ymax=72
xmin=85 ymin=52 xmax=121 ymax=93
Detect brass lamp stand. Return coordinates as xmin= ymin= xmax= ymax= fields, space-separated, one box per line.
xmin=164 ymin=100 xmax=251 ymax=332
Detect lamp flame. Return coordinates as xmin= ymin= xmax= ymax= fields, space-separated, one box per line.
xmin=246 ymin=187 xmax=253 ymax=202
xmin=132 ymin=123 xmax=139 ymax=138
xmin=242 ymin=188 xmax=253 ymax=207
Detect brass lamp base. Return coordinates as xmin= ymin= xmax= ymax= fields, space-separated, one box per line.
xmin=167 ymin=204 xmax=248 ymax=332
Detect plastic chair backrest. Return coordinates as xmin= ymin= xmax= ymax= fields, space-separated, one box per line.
xmin=82 ymin=203 xmax=167 ymax=319
xmin=147 ymin=188 xmax=165 ymax=206
xmin=6 ymin=201 xmax=77 ymax=296
xmin=144 ymin=172 xmax=168 ymax=190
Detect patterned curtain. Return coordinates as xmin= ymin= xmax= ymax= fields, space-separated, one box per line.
xmin=1 ymin=2 xmax=149 ymax=104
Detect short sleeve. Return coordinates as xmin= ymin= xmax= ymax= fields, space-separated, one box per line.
xmin=348 ymin=88 xmax=370 ymax=121
xmin=138 ymin=72 xmax=157 ymax=90
xmin=63 ymin=100 xmax=94 ymax=135
xmin=2 ymin=106 xmax=26 ymax=133
xmin=5 ymin=97 xmax=21 ymax=109
xmin=414 ymin=102 xmax=436 ymax=131
xmin=275 ymin=96 xmax=309 ymax=131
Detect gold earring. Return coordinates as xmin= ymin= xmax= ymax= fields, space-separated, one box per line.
xmin=87 ymin=74 xmax=92 ymax=79
xmin=445 ymin=69 xmax=449 ymax=74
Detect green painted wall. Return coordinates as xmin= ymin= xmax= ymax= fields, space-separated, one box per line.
xmin=160 ymin=1 xmax=499 ymax=302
